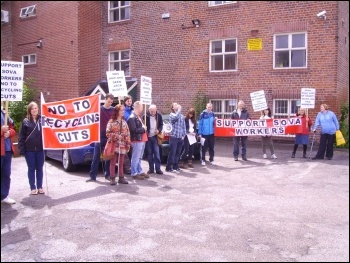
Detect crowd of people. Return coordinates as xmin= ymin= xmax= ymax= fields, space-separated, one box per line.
xmin=0 ymin=96 xmax=342 ymax=204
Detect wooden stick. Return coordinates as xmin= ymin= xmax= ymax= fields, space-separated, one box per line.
xmin=306 ymin=108 xmax=308 ymax=128
xmin=4 ymin=101 xmax=9 ymax=126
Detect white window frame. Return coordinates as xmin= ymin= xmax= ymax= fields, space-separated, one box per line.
xmin=208 ymin=1 xmax=237 ymax=7
xmin=273 ymin=99 xmax=298 ymax=118
xmin=108 ymin=1 xmax=130 ymax=23
xmin=273 ymin=32 xmax=307 ymax=69
xmin=209 ymin=99 xmax=237 ymax=119
xmin=109 ymin=50 xmax=131 ymax=77
xmin=22 ymin=54 xmax=37 ymax=65
xmin=210 ymin=38 xmax=238 ymax=72
xmin=20 ymin=5 xmax=36 ymax=18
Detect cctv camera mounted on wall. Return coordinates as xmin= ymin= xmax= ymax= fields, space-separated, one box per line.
xmin=317 ymin=10 xmax=326 ymax=20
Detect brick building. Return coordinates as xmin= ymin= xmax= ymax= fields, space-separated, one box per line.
xmin=1 ymin=1 xmax=349 ymax=121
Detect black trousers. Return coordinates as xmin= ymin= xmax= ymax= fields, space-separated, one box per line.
xmin=315 ymin=133 xmax=335 ymax=159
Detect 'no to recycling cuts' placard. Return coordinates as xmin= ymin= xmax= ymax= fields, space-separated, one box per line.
xmin=1 ymin=60 xmax=24 ymax=101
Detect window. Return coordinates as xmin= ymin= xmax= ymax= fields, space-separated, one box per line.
xmin=209 ymin=1 xmax=237 ymax=6
xmin=273 ymin=99 xmax=298 ymax=118
xmin=109 ymin=50 xmax=130 ymax=76
xmin=22 ymin=54 xmax=36 ymax=65
xmin=210 ymin=99 xmax=237 ymax=119
xmin=20 ymin=5 xmax=36 ymax=18
xmin=108 ymin=1 xmax=130 ymax=23
xmin=210 ymin=39 xmax=238 ymax=72
xmin=274 ymin=33 xmax=307 ymax=68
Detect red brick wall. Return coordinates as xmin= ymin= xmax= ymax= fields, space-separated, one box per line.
xmin=101 ymin=1 xmax=347 ymax=120
xmin=1 ymin=2 xmax=13 ymax=60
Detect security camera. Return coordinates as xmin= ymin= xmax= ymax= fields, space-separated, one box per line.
xmin=317 ymin=10 xmax=326 ymax=18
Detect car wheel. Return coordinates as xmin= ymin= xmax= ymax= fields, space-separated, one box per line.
xmin=62 ymin=149 xmax=77 ymax=172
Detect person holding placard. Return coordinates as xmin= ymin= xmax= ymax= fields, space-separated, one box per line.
xmin=127 ymin=101 xmax=148 ymax=179
xmin=231 ymin=100 xmax=250 ymax=161
xmin=123 ymin=95 xmax=133 ymax=175
xmin=1 ymin=108 xmax=16 ymax=204
xmin=198 ymin=103 xmax=216 ymax=165
xmin=86 ymin=93 xmax=114 ymax=182
xmin=18 ymin=102 xmax=45 ymax=195
xmin=312 ymin=104 xmax=339 ymax=160
xmin=145 ymin=104 xmax=164 ymax=175
xmin=291 ymin=108 xmax=312 ymax=158
xmin=179 ymin=108 xmax=197 ymax=168
xmin=260 ymin=108 xmax=277 ymax=159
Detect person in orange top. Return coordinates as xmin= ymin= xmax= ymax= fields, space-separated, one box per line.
xmin=291 ymin=108 xmax=312 ymax=158
xmin=1 ymin=109 xmax=17 ymax=205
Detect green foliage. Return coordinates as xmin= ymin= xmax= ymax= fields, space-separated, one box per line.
xmin=193 ymin=90 xmax=208 ymax=121
xmin=8 ymin=78 xmax=38 ymax=132
xmin=336 ymin=102 xmax=349 ymax=148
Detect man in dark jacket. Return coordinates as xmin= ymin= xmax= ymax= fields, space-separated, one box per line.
xmin=145 ymin=104 xmax=163 ymax=175
xmin=231 ymin=100 xmax=250 ymax=161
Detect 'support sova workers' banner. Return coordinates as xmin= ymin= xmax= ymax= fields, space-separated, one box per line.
xmin=41 ymin=94 xmax=100 ymax=149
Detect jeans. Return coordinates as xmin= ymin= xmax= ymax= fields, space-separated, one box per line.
xmin=166 ymin=136 xmax=184 ymax=170
xmin=147 ymin=136 xmax=161 ymax=172
xmin=89 ymin=141 xmax=110 ymax=180
xmin=1 ymin=151 xmax=12 ymax=200
xmin=315 ymin=133 xmax=335 ymax=159
xmin=131 ymin=142 xmax=146 ymax=176
xmin=233 ymin=136 xmax=248 ymax=157
xmin=24 ymin=151 xmax=45 ymax=190
xmin=180 ymin=135 xmax=194 ymax=162
xmin=110 ymin=153 xmax=125 ymax=178
xmin=202 ymin=134 xmax=215 ymax=162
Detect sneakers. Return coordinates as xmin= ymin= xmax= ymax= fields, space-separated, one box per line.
xmin=263 ymin=154 xmax=267 ymax=159
xmin=234 ymin=156 xmax=238 ymax=161
xmin=140 ymin=172 xmax=149 ymax=179
xmin=147 ymin=170 xmax=154 ymax=174
xmin=110 ymin=177 xmax=116 ymax=185
xmin=188 ymin=161 xmax=194 ymax=168
xmin=209 ymin=161 xmax=215 ymax=165
xmin=118 ymin=177 xmax=129 ymax=184
xmin=242 ymin=156 xmax=248 ymax=161
xmin=174 ymin=168 xmax=181 ymax=173
xmin=133 ymin=174 xmax=144 ymax=180
xmin=201 ymin=160 xmax=206 ymax=166
xmin=165 ymin=168 xmax=174 ymax=173
xmin=86 ymin=178 xmax=96 ymax=182
xmin=1 ymin=197 xmax=16 ymax=205
xmin=179 ymin=161 xmax=186 ymax=169
xmin=271 ymin=154 xmax=277 ymax=159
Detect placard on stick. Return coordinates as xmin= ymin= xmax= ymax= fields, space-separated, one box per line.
xmin=140 ymin=76 xmax=152 ymax=105
xmin=106 ymin=71 xmax=128 ymax=97
xmin=250 ymin=90 xmax=267 ymax=112
xmin=300 ymin=88 xmax=316 ymax=108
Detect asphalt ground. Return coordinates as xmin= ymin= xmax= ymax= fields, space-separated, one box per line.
xmin=1 ymin=139 xmax=349 ymax=262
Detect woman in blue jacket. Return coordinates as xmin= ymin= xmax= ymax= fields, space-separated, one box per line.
xmin=312 ymin=104 xmax=339 ymax=160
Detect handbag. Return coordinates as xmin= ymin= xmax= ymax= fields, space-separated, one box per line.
xmin=157 ymin=132 xmax=164 ymax=146
xmin=103 ymin=139 xmax=116 ymax=160
xmin=335 ymin=130 xmax=346 ymax=146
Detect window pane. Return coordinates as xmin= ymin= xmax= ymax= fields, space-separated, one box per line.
xmin=110 ymin=1 xmax=119 ymax=8
xmin=275 ymin=51 xmax=289 ymax=68
xmin=30 ymin=55 xmax=36 ymax=63
xmin=225 ymin=39 xmax=236 ymax=52
xmin=224 ymin=54 xmax=236 ymax=70
xmin=290 ymin=100 xmax=298 ymax=115
xmin=275 ymin=35 xmax=288 ymax=49
xmin=27 ymin=6 xmax=35 ymax=13
xmin=112 ymin=9 xmax=119 ymax=21
xmin=292 ymin=34 xmax=305 ymax=48
xmin=274 ymin=100 xmax=288 ymax=114
xmin=120 ymin=6 xmax=130 ymax=20
xmin=225 ymin=100 xmax=236 ymax=113
xmin=121 ymin=51 xmax=129 ymax=60
xmin=291 ymin=50 xmax=306 ymax=67
xmin=110 ymin=62 xmax=120 ymax=71
xmin=211 ymin=55 xmax=223 ymax=70
xmin=211 ymin=100 xmax=222 ymax=113
xmin=23 ymin=56 xmax=29 ymax=63
xmin=211 ymin=41 xmax=222 ymax=53
xmin=121 ymin=62 xmax=130 ymax=76
xmin=110 ymin=52 xmax=119 ymax=61
xmin=120 ymin=1 xmax=129 ymax=6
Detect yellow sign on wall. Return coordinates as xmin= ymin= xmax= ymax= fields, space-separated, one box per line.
xmin=247 ymin=38 xmax=262 ymax=50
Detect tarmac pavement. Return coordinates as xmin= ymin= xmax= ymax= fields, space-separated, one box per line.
xmin=1 ymin=139 xmax=349 ymax=262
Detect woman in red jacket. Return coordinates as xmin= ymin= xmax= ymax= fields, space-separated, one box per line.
xmin=291 ymin=108 xmax=312 ymax=158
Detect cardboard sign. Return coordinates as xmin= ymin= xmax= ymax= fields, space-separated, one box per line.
xmin=106 ymin=71 xmax=128 ymax=97
xmin=300 ymin=88 xmax=316 ymax=108
xmin=1 ymin=60 xmax=24 ymax=101
xmin=250 ymin=90 xmax=267 ymax=112
xmin=140 ymin=75 xmax=152 ymax=105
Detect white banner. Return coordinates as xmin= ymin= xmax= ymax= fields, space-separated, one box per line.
xmin=250 ymin=90 xmax=267 ymax=112
xmin=300 ymin=88 xmax=316 ymax=108
xmin=106 ymin=71 xmax=128 ymax=97
xmin=140 ymin=75 xmax=152 ymax=105
xmin=1 ymin=60 xmax=24 ymax=101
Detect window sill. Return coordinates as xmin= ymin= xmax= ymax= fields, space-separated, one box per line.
xmin=24 ymin=64 xmax=37 ymax=68
xmin=207 ymin=70 xmax=240 ymax=77
xmin=270 ymin=68 xmax=310 ymax=74
xmin=19 ymin=15 xmax=37 ymax=22
xmin=107 ymin=19 xmax=132 ymax=26
xmin=208 ymin=2 xmax=239 ymax=10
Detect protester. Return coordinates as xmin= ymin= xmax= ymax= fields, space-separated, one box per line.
xmin=165 ymin=103 xmax=186 ymax=173
xmin=198 ymin=103 xmax=216 ymax=165
xmin=1 ymin=109 xmax=16 ymax=204
xmin=18 ymin=102 xmax=45 ymax=195
xmin=145 ymin=104 xmax=163 ymax=175
xmin=179 ymin=107 xmax=197 ymax=168
xmin=260 ymin=108 xmax=277 ymax=159
xmin=123 ymin=95 xmax=133 ymax=175
xmin=127 ymin=101 xmax=148 ymax=179
xmin=292 ymin=108 xmax=312 ymax=158
xmin=86 ymin=93 xmax=114 ymax=182
xmin=106 ymin=104 xmax=131 ymax=185
xmin=312 ymin=104 xmax=339 ymax=160
xmin=231 ymin=100 xmax=250 ymax=161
